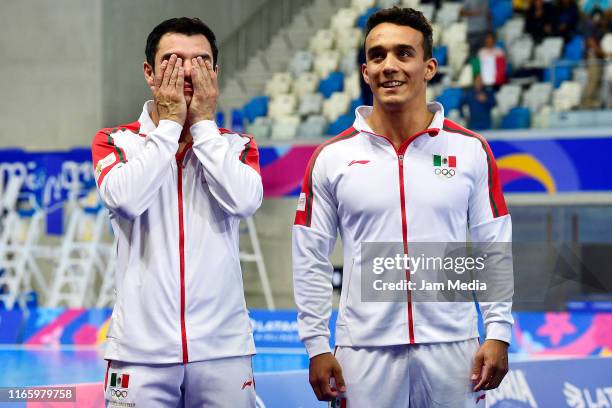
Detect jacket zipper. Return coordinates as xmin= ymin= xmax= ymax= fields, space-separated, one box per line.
xmin=397 ymin=153 xmax=415 ymax=344
xmin=177 ymin=159 xmax=188 ymax=363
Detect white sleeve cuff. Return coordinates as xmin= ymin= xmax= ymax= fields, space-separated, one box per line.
xmin=485 ymin=321 xmax=512 ymax=345
xmin=303 ymin=336 xmax=332 ymax=358
xmin=154 ymin=120 xmax=183 ymax=143
xmin=190 ymin=120 xmax=221 ymax=143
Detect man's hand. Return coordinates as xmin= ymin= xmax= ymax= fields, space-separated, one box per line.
xmin=472 ymin=339 xmax=509 ymax=391
xmin=188 ymin=57 xmax=219 ymax=124
xmin=309 ymin=353 xmax=346 ymax=401
xmin=151 ymin=54 xmax=187 ymax=125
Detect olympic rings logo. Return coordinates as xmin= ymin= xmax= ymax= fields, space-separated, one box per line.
xmin=434 ymin=168 xmax=456 ymax=177
xmin=110 ymin=389 xmax=128 ymax=399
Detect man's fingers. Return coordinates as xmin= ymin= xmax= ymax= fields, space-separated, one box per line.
xmin=162 ymin=54 xmax=177 ymax=86
xmin=191 ymin=58 xmax=202 ymax=91
xmin=471 ymin=351 xmax=484 ymax=383
xmin=154 ymin=60 xmax=168 ymax=89
xmin=177 ymin=66 xmax=185 ymax=90
xmin=169 ymin=58 xmax=182 ymax=86
xmin=474 ymin=364 xmax=491 ymax=391
xmin=204 ymin=59 xmax=218 ymax=87
xmin=332 ymin=365 xmax=346 ymax=393
xmin=318 ymin=376 xmax=338 ymax=401
xmin=198 ymin=57 xmax=213 ymax=88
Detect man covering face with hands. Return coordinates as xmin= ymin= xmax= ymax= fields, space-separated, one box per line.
xmin=92 ymin=17 xmax=262 ymax=408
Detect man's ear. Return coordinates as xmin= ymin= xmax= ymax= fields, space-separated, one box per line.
xmin=424 ymin=57 xmax=438 ymax=82
xmin=144 ymin=61 xmax=154 ymax=88
xmin=361 ymin=63 xmax=371 ymax=86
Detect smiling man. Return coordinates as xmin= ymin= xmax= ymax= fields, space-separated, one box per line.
xmin=92 ymin=17 xmax=261 ymax=407
xmin=293 ymin=7 xmax=513 ymax=407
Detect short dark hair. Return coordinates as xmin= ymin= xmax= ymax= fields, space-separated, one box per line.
xmin=145 ymin=17 xmax=218 ymax=68
xmin=364 ymin=7 xmax=434 ymax=60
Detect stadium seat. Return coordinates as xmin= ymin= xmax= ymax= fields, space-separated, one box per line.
xmin=340 ymin=49 xmax=359 ymax=76
xmin=534 ymin=37 xmax=564 ymax=67
xmin=495 ymin=84 xmax=522 ymax=115
xmin=436 ymin=87 xmax=464 ymax=111
xmin=433 ymin=46 xmax=448 ymax=66
xmin=344 ymin=71 xmax=361 ymax=100
xmin=491 ymin=1 xmax=513 ymax=29
xmin=313 ymin=50 xmax=340 ymax=78
xmin=298 ymin=93 xmax=324 ymax=116
xmin=323 ymin=91 xmax=351 ymax=122
xmin=246 ymin=117 xmax=272 ymax=139
xmin=330 ymin=8 xmax=359 ymax=33
xmin=268 ymin=94 xmax=297 ymax=119
xmin=602 ymin=33 xmax=612 ymax=54
xmin=310 ymin=29 xmax=335 ymax=54
xmin=441 ymin=22 xmax=467 ymax=48
xmin=356 ymin=7 xmax=380 ymax=29
xmin=436 ymin=3 xmax=462 ymax=27
xmin=523 ymin=82 xmax=552 ymax=113
xmin=508 ymin=35 xmax=534 ymax=68
xmin=319 ymin=71 xmax=345 ymax=98
xmin=243 ymin=96 xmax=268 ymax=123
xmin=543 ymin=64 xmax=573 ymax=88
xmin=292 ymin=72 xmax=320 ymax=98
xmin=288 ymin=51 xmax=314 ymax=77
xmin=265 ymin=72 xmax=293 ymax=97
xmin=417 ymin=4 xmax=435 ymax=23
xmin=563 ymin=36 xmax=585 ymax=62
xmin=448 ymin=42 xmax=469 ymax=77
xmin=350 ymin=96 xmax=364 ymax=113
xmin=380 ymin=0 xmax=401 ymax=7
xmin=552 ymin=81 xmax=582 ymax=111
xmin=351 ymin=0 xmax=376 ymax=13
xmin=455 ymin=64 xmax=474 ymax=87
xmin=271 ymin=115 xmax=300 ymax=140
xmin=500 ymin=17 xmax=525 ymax=47
xmin=327 ymin=113 xmax=356 ymax=135
xmin=501 ymin=107 xmax=531 ymax=128
xmin=298 ymin=115 xmax=328 ymax=138
xmin=336 ymin=27 xmax=363 ymax=53
xmin=401 ymin=0 xmax=420 ymax=7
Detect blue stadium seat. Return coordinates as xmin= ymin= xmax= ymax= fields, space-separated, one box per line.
xmin=544 ymin=65 xmax=572 ymax=88
xmin=501 ymin=107 xmax=531 ymax=129
xmin=327 ymin=113 xmax=355 ymax=135
xmin=319 ymin=71 xmax=345 ymax=98
xmin=243 ymin=96 xmax=268 ymax=123
xmin=356 ymin=7 xmax=380 ymax=30
xmin=215 ymin=111 xmax=225 ymax=128
xmin=563 ymin=36 xmax=584 ymax=62
xmin=433 ymin=46 xmax=448 ymax=66
xmin=350 ymin=97 xmax=364 ymax=113
xmin=491 ymin=1 xmax=513 ymax=29
xmin=436 ymin=88 xmax=464 ymax=111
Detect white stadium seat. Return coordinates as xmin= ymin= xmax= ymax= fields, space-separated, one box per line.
xmin=265 ymin=72 xmax=293 ymax=97
xmin=495 ymin=84 xmax=522 ymax=115
xmin=298 ymin=93 xmax=324 ymax=116
xmin=292 ymin=72 xmax=320 ymax=98
xmin=508 ymin=35 xmax=534 ymax=68
xmin=313 ymin=50 xmax=340 ymax=78
xmin=322 ymin=91 xmax=351 ymax=122
xmin=523 ymin=82 xmax=552 ymax=113
xmin=330 ymin=8 xmax=359 ymax=34
xmin=268 ymin=94 xmax=297 ymax=119
xmin=553 ymin=81 xmax=582 ymax=111
xmin=288 ymin=51 xmax=314 ymax=77
xmin=335 ymin=28 xmax=363 ymax=53
xmin=309 ymin=29 xmax=335 ymax=54
xmin=436 ymin=3 xmax=462 ymax=27
xmin=344 ymin=71 xmax=361 ymax=100
xmin=298 ymin=115 xmax=328 ymax=138
xmin=271 ymin=115 xmax=301 ymax=140
xmin=534 ymin=37 xmax=564 ymax=67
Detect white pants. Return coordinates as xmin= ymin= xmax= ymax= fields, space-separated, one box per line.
xmin=332 ymin=339 xmax=486 ymax=408
xmin=104 ymin=356 xmax=256 ymax=408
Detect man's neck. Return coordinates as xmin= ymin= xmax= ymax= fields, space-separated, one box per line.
xmin=365 ymin=98 xmax=434 ymax=150
xmin=150 ymin=105 xmax=192 ymax=148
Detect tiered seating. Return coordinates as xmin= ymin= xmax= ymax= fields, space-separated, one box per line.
xmin=223 ymin=0 xmax=611 ymax=138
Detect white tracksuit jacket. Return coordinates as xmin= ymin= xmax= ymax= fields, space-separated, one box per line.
xmin=92 ymin=101 xmax=262 ymax=364
xmin=293 ymin=103 xmax=514 ymax=358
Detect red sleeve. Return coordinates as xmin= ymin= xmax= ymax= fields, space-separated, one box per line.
xmin=91 ymin=129 xmax=127 ymax=186
xmin=238 ymin=136 xmax=261 ymax=175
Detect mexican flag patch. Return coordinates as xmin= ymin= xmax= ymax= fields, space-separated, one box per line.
xmin=110 ymin=372 xmax=130 ymax=389
xmin=433 ymin=154 xmax=456 ymax=168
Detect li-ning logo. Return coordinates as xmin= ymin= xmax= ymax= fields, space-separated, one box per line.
xmin=433 ymin=154 xmax=456 ymax=178
xmin=242 ymin=380 xmax=253 ymax=390
xmin=348 ymin=160 xmax=370 ymax=166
